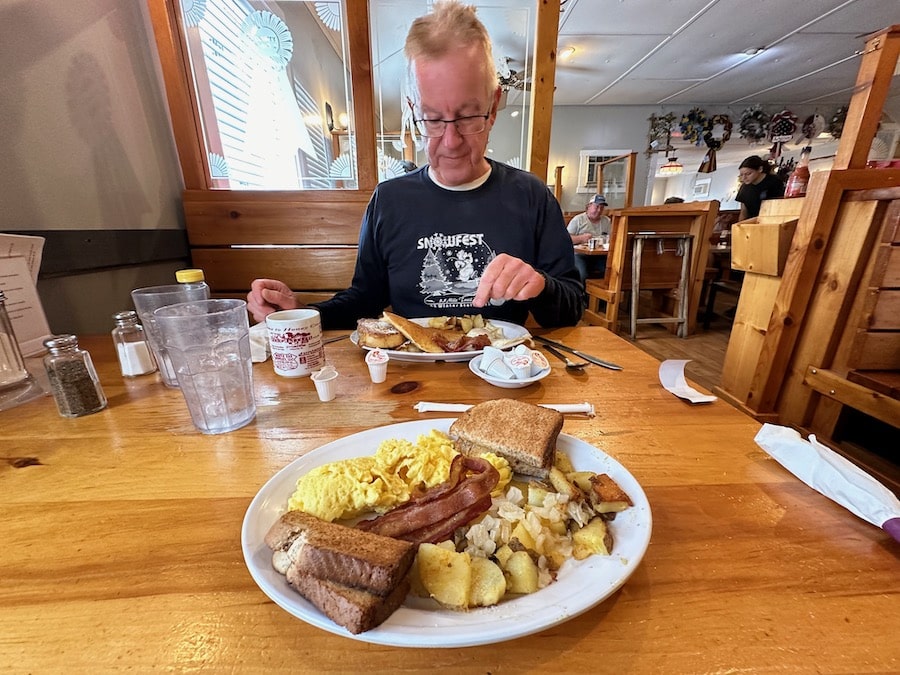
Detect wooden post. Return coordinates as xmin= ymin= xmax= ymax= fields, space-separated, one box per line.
xmin=833 ymin=25 xmax=900 ymax=170
xmin=527 ymin=0 xmax=560 ymax=183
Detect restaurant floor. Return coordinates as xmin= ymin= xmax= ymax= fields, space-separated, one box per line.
xmin=582 ymin=293 xmax=737 ymax=393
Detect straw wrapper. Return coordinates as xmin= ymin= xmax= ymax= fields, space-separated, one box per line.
xmin=414 ymin=401 xmax=595 ymax=416
xmin=754 ymin=423 xmax=900 ymax=542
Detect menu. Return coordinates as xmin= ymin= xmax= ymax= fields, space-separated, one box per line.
xmin=0 ymin=234 xmax=51 ymax=356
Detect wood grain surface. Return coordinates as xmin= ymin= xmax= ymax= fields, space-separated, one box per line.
xmin=1 ymin=328 xmax=897 ymax=673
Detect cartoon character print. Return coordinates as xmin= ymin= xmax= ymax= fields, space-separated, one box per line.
xmin=415 ymin=232 xmax=496 ymax=309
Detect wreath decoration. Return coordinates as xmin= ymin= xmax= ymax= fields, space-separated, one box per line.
xmin=829 ymin=106 xmax=848 ymax=139
xmin=739 ymin=105 xmax=770 ymax=144
xmin=702 ymin=114 xmax=732 ymax=151
xmin=679 ymin=107 xmax=708 ymax=146
xmin=768 ymin=109 xmax=798 ymax=143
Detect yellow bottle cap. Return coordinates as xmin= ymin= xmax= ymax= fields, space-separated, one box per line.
xmin=175 ymin=269 xmax=205 ymax=283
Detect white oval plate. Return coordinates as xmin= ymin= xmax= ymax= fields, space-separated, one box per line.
xmin=468 ymin=354 xmax=550 ymax=388
xmin=350 ymin=319 xmax=530 ymax=362
xmin=241 ymin=419 xmax=653 ymax=648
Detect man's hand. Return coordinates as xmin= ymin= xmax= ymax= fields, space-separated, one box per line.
xmin=472 ymin=254 xmax=546 ymax=307
xmin=247 ymin=278 xmax=300 ymax=322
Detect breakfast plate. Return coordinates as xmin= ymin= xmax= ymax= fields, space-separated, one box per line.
xmin=350 ymin=319 xmax=530 ymax=362
xmin=241 ymin=419 xmax=653 ymax=648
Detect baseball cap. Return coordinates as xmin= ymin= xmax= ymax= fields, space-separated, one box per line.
xmin=588 ymin=194 xmax=607 ymax=206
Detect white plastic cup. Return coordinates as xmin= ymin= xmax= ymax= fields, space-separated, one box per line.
xmin=154 ymin=299 xmax=256 ymax=434
xmin=311 ymin=365 xmax=338 ymax=402
xmin=265 ymin=309 xmax=326 ymax=377
xmin=365 ymin=349 xmax=389 ymax=383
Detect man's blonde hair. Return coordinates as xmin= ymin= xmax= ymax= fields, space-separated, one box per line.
xmin=404 ymin=0 xmax=499 ymax=104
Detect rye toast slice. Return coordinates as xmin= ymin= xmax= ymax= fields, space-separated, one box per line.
xmin=265 ymin=510 xmax=416 ymax=596
xmin=287 ymin=569 xmax=411 ymax=634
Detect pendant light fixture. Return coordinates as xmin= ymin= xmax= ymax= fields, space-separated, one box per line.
xmin=658 ymin=156 xmax=684 ymax=176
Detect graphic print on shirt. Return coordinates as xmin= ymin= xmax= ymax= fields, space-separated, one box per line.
xmin=416 ymin=232 xmax=496 ymax=309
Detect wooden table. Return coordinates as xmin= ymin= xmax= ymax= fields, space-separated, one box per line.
xmin=2 ymin=329 xmax=897 ymax=673
xmin=574 ymin=243 xmax=609 ymax=256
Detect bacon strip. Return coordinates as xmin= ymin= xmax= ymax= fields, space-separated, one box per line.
xmin=357 ymin=455 xmax=499 ymax=544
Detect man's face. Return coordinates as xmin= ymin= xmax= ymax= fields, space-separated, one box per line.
xmin=586 ymin=202 xmax=605 ymax=220
xmin=412 ymin=45 xmax=500 ymax=186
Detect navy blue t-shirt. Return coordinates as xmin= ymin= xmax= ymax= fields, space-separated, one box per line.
xmin=314 ymin=159 xmax=584 ymax=329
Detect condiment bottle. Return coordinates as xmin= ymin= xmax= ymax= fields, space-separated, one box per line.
xmin=0 ymin=290 xmax=33 ymax=391
xmin=111 ymin=310 xmax=157 ymax=377
xmin=175 ymin=268 xmax=209 ymax=294
xmin=43 ymin=334 xmax=107 ymax=418
xmin=784 ymin=146 xmax=811 ymax=198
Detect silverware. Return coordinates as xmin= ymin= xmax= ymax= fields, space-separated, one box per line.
xmin=534 ymin=336 xmax=623 ymax=371
xmin=323 ymin=334 xmax=351 ymax=345
xmin=541 ymin=343 xmax=589 ymax=371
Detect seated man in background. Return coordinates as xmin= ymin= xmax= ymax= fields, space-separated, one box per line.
xmin=566 ymin=194 xmax=610 ymax=281
xmin=247 ymin=0 xmax=583 ymax=330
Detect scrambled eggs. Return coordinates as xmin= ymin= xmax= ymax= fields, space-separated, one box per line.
xmin=287 ymin=430 xmax=512 ymax=522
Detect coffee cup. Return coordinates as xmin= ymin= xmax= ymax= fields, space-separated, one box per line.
xmin=265 ymin=309 xmax=326 ymax=377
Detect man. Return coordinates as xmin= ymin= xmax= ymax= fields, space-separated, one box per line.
xmin=567 ymin=194 xmax=610 ymax=281
xmin=247 ymin=0 xmax=583 ymax=329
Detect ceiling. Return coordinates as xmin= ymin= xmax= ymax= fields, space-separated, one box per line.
xmin=363 ymin=0 xmax=899 ymax=167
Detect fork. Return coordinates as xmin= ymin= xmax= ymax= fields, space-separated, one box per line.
xmin=542 ymin=344 xmax=589 ymax=371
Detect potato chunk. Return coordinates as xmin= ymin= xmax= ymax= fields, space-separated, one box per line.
xmin=469 ymin=557 xmax=506 ymax=607
xmin=417 ymin=543 xmax=472 ymax=608
xmin=572 ymin=517 xmax=613 ymax=559
xmin=503 ymin=550 xmax=540 ymax=594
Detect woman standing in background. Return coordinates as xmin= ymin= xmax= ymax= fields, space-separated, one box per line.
xmin=735 ymin=156 xmax=784 ymax=219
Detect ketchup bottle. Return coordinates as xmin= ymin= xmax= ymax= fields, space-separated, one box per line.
xmin=784 ymin=146 xmax=811 ymax=198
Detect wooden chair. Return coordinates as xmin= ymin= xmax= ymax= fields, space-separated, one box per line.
xmin=583 ymin=201 xmax=720 ymax=336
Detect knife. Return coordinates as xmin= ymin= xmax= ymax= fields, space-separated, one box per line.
xmin=323 ymin=334 xmax=351 ymax=345
xmin=533 ymin=336 xmax=623 ymax=370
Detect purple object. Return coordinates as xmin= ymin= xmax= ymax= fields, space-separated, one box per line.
xmin=884 ymin=518 xmax=900 ymax=543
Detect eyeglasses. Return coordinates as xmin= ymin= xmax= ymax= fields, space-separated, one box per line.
xmin=413 ymin=112 xmax=490 ymax=138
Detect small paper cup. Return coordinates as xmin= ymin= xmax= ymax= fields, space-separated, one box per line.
xmin=310 ymin=366 xmax=338 ymax=402
xmin=365 ymin=349 xmax=389 ymax=383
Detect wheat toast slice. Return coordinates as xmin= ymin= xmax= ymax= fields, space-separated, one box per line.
xmin=287 ymin=569 xmax=411 ymax=634
xmin=381 ymin=311 xmax=445 ymax=353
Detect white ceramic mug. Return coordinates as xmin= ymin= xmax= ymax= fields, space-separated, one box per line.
xmin=265 ymin=309 xmax=326 ymax=377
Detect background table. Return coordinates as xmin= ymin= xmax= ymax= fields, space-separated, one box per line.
xmin=1 ymin=328 xmax=897 ymax=673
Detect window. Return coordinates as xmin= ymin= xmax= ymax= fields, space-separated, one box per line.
xmin=179 ymin=0 xmax=356 ymax=189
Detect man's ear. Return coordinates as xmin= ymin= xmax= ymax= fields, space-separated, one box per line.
xmin=489 ymin=86 xmax=502 ymax=121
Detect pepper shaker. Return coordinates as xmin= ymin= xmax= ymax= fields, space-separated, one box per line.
xmin=111 ymin=310 xmax=157 ymax=377
xmin=43 ymin=335 xmax=107 ymax=417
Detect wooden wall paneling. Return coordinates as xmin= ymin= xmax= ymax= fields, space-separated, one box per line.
xmin=526 ymin=0 xmax=560 ymax=183
xmin=182 ymin=191 xmax=368 ymax=245
xmin=192 ymin=248 xmax=358 ymax=293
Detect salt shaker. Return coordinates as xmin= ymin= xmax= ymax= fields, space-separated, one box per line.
xmin=43 ymin=335 xmax=107 ymax=417
xmin=0 ymin=290 xmax=34 ymax=391
xmin=111 ymin=310 xmax=157 ymax=377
